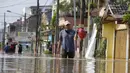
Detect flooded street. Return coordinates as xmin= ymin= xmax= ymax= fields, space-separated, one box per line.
xmin=0 ymin=53 xmax=94 ymax=73
xmin=0 ymin=53 xmax=129 ymax=73
xmin=0 ymin=0 xmax=130 ymax=73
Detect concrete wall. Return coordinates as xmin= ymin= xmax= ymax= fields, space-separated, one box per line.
xmin=59 ymin=17 xmax=87 ymax=26
xmin=102 ymin=23 xmax=115 ymax=58
xmin=102 ymin=23 xmax=128 ymax=73
xmin=102 ymin=23 xmax=115 ymax=73
xmin=102 ymin=24 xmax=127 ymax=58
xmin=27 ymin=15 xmax=37 ymax=32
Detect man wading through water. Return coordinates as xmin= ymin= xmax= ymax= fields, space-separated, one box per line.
xmin=57 ymin=21 xmax=77 ymax=58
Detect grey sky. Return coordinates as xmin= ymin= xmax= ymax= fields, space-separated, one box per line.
xmin=0 ymin=0 xmax=54 ymax=25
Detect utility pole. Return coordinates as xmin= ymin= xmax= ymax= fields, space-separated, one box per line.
xmin=79 ymin=0 xmax=85 ymax=72
xmin=24 ymin=13 xmax=27 ymax=32
xmin=1 ymin=13 xmax=6 ymax=73
xmin=73 ymin=0 xmax=76 ymax=30
xmin=54 ymin=0 xmax=59 ymax=54
xmin=35 ymin=0 xmax=40 ymax=55
xmin=78 ymin=0 xmax=85 ymax=73
xmin=2 ymin=13 xmax=6 ymax=51
xmin=39 ymin=12 xmax=42 ymax=55
xmin=80 ymin=0 xmax=85 ymax=24
xmin=79 ymin=0 xmax=85 ymax=57
xmin=34 ymin=0 xmax=40 ymax=73
xmin=87 ymin=0 xmax=90 ymax=49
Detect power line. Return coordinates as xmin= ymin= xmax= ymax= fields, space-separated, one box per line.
xmin=0 ymin=0 xmax=50 ymax=9
xmin=0 ymin=3 xmax=38 ymax=9
xmin=0 ymin=14 xmax=22 ymax=17
xmin=0 ymin=0 xmax=30 ymax=8
xmin=0 ymin=0 xmax=52 ymax=9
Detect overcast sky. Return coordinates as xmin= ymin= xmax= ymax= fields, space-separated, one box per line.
xmin=0 ymin=0 xmax=54 ymax=26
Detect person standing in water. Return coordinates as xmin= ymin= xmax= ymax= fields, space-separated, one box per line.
xmin=18 ymin=44 xmax=22 ymax=54
xmin=57 ymin=21 xmax=77 ymax=58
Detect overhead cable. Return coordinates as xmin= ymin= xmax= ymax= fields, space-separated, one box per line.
xmin=0 ymin=0 xmax=30 ymax=8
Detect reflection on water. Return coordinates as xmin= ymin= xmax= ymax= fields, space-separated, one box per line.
xmin=0 ymin=55 xmax=129 ymax=73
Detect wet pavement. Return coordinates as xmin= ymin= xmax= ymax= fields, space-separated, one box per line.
xmin=0 ymin=53 xmax=129 ymax=73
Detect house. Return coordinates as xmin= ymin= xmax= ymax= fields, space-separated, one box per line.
xmin=100 ymin=2 xmax=128 ymax=59
xmin=24 ymin=5 xmax=52 ymax=51
xmin=26 ymin=5 xmax=52 ymax=32
xmin=41 ymin=8 xmax=53 ymax=43
xmin=99 ymin=2 xmax=129 ymax=73
xmin=8 ymin=18 xmax=23 ymax=41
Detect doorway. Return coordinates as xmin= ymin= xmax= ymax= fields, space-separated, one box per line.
xmin=114 ymin=29 xmax=127 ymax=73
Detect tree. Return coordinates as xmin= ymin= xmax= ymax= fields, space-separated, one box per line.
xmin=59 ymin=0 xmax=81 ymax=13
xmin=123 ymin=6 xmax=130 ymax=61
xmin=40 ymin=11 xmax=57 ymax=49
xmin=50 ymin=11 xmax=57 ymax=44
xmin=59 ymin=0 xmax=73 ymax=12
xmin=123 ymin=13 xmax=130 ymax=24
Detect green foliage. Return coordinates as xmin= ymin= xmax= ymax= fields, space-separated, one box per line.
xmin=93 ymin=16 xmax=102 ymax=25
xmin=59 ymin=1 xmax=73 ymax=12
xmin=123 ymin=13 xmax=130 ymax=24
xmin=0 ymin=42 xmax=2 ymax=49
xmin=44 ymin=50 xmax=52 ymax=54
xmin=117 ymin=0 xmax=129 ymax=4
xmin=41 ymin=11 xmax=56 ymax=30
xmin=50 ymin=11 xmax=56 ymax=26
xmin=41 ymin=23 xmax=46 ymax=30
xmin=128 ymin=4 xmax=130 ymax=11
xmin=93 ymin=16 xmax=102 ymax=49
xmin=94 ymin=38 xmax=107 ymax=59
xmin=100 ymin=0 xmax=105 ymax=3
xmin=59 ymin=0 xmax=81 ymax=12
xmin=90 ymin=3 xmax=97 ymax=9
xmin=93 ymin=16 xmax=102 ymax=30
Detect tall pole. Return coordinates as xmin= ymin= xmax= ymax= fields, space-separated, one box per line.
xmin=80 ymin=0 xmax=85 ymax=24
xmin=34 ymin=0 xmax=39 ymax=73
xmin=56 ymin=0 xmax=59 ymax=42
xmin=54 ymin=0 xmax=59 ymax=54
xmin=24 ymin=13 xmax=27 ymax=32
xmin=87 ymin=0 xmax=90 ymax=48
xmin=78 ymin=1 xmax=85 ymax=73
xmin=35 ymin=0 xmax=40 ymax=55
xmin=73 ymin=0 xmax=76 ymax=30
xmin=1 ymin=13 xmax=6 ymax=73
xmin=39 ymin=13 xmax=42 ymax=55
xmin=98 ymin=0 xmax=100 ymax=9
xmin=79 ymin=0 xmax=85 ymax=57
xmin=2 ymin=13 xmax=6 ymax=51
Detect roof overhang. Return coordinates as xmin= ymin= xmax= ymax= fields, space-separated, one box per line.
xmin=100 ymin=3 xmax=128 ymax=22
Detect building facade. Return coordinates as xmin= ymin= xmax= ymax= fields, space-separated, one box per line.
xmin=26 ymin=6 xmax=52 ymax=32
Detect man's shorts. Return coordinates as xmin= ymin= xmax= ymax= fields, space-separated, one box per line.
xmin=62 ymin=49 xmax=75 ymax=58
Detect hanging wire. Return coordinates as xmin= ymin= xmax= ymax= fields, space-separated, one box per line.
xmin=0 ymin=0 xmax=31 ymax=8
xmin=0 ymin=0 xmax=50 ymax=8
xmin=0 ymin=16 xmax=21 ymax=17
